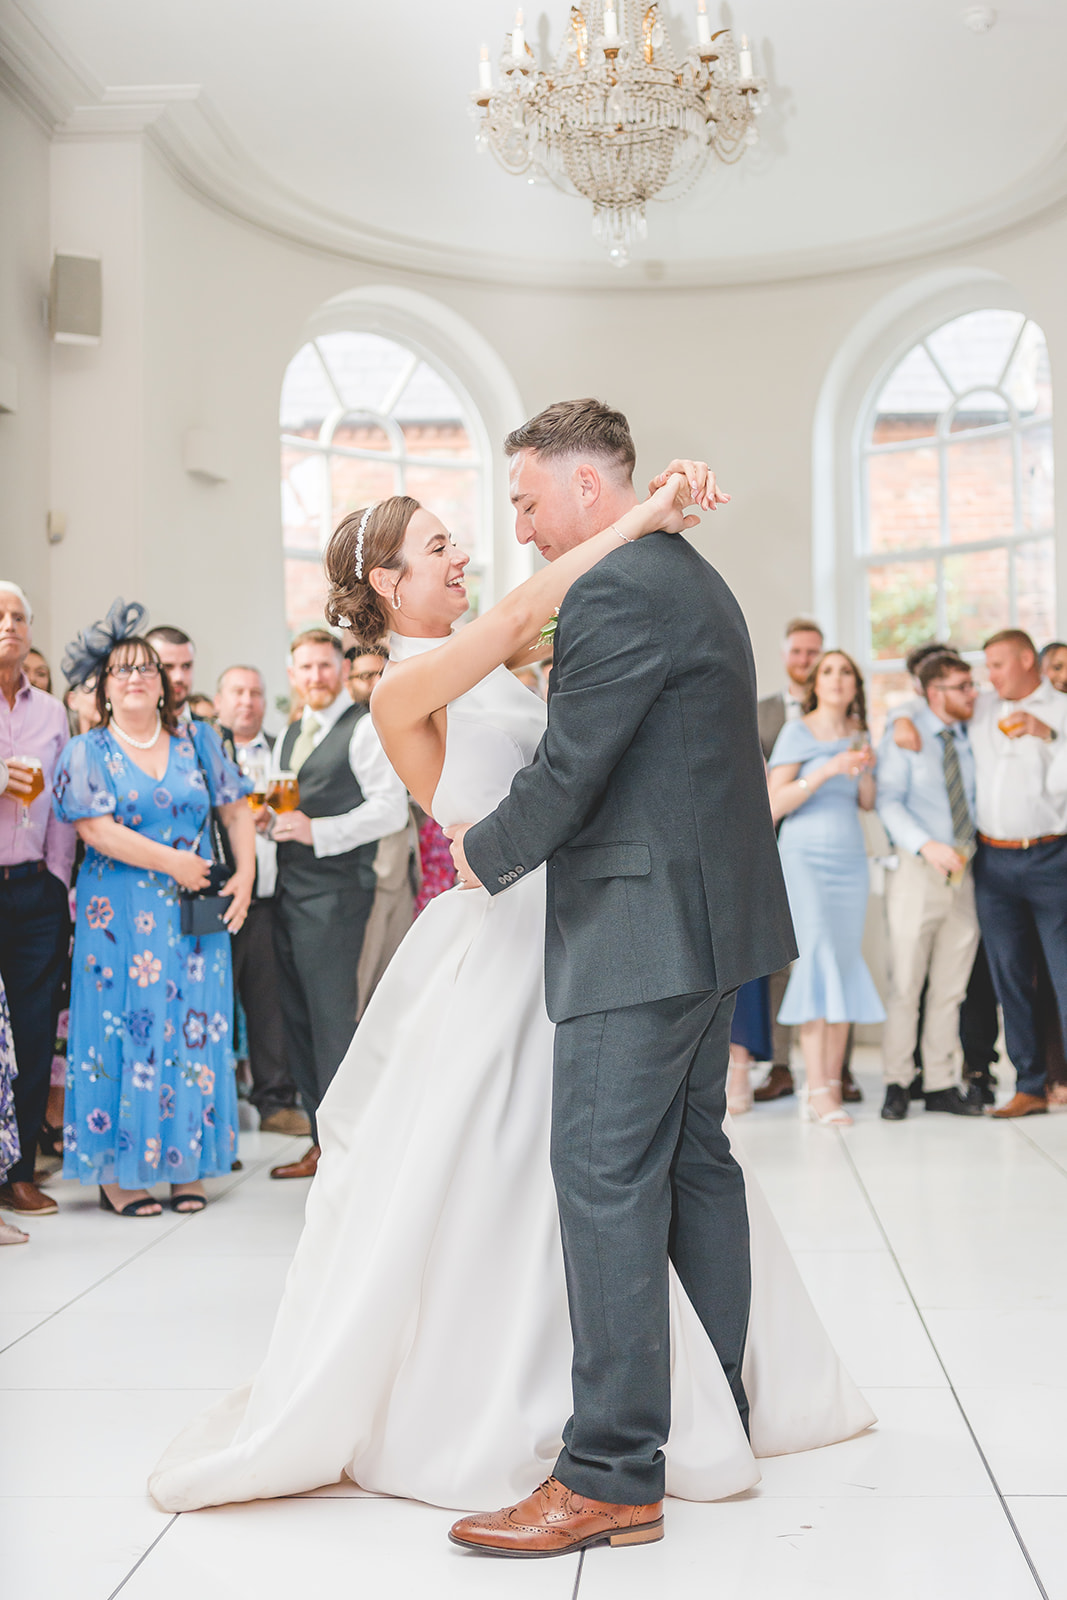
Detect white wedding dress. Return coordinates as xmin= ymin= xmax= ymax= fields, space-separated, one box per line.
xmin=150 ymin=635 xmax=875 ymax=1514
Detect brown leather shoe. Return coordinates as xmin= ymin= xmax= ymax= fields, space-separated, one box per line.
xmin=841 ymin=1062 xmax=863 ymax=1103
xmin=260 ymin=1107 xmax=312 ymax=1137
xmin=0 ymin=1180 xmax=59 ymax=1216
xmin=990 ymin=1092 xmax=1048 ymax=1119
xmin=753 ymin=1064 xmax=795 ymax=1102
xmin=269 ymin=1143 xmax=320 ymax=1180
xmin=448 ymin=1476 xmax=663 ymax=1559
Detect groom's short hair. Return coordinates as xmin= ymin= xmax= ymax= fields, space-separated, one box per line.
xmin=504 ymin=399 xmax=636 ymax=482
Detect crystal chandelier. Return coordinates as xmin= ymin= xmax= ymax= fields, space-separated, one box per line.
xmin=470 ymin=2 xmax=767 ymax=265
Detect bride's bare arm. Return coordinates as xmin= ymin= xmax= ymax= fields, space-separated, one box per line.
xmin=371 ymin=474 xmax=700 ymax=808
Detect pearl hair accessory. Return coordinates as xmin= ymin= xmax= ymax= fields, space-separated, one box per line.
xmin=354 ymin=504 xmax=376 ymax=582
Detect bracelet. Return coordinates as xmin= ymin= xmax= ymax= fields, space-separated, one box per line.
xmin=611 ymin=523 xmax=633 ymax=543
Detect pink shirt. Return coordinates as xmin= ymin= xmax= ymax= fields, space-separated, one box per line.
xmin=0 ymin=671 xmax=76 ymax=884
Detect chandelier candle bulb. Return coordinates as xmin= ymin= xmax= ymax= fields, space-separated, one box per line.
xmin=512 ymin=9 xmax=525 ymax=60
xmin=739 ymin=34 xmax=753 ymax=77
xmin=604 ymin=1 xmax=619 ymax=41
xmin=696 ymin=0 xmax=711 ymax=47
xmin=478 ymin=44 xmax=492 ymax=92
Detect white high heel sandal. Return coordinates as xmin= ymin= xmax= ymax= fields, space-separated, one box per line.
xmin=799 ymin=1080 xmax=853 ymax=1127
xmin=727 ymin=1063 xmax=754 ymax=1115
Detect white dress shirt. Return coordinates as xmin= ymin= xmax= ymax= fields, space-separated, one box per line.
xmin=236 ymin=730 xmax=277 ymax=898
xmin=274 ymin=692 xmax=409 ymax=858
xmin=782 ymin=687 xmax=805 ymax=724
xmin=969 ymin=681 xmax=1067 ymax=840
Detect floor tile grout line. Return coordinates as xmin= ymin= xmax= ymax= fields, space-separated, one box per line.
xmin=0 ymin=1150 xmax=283 ymax=1357
xmin=836 ymin=1135 xmax=1051 ymax=1600
xmin=1009 ymin=1121 xmax=1067 ymax=1180
xmin=571 ymin=1547 xmax=585 ymax=1599
xmin=105 ymin=1512 xmax=180 ymax=1599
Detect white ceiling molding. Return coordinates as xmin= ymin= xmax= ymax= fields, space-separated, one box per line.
xmin=5 ymin=0 xmax=1067 ymax=291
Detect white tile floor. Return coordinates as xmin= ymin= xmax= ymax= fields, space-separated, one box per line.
xmin=1 ymin=1048 xmax=1064 ymax=1600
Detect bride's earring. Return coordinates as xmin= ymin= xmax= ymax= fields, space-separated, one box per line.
xmin=392 ymin=588 xmax=402 ymax=611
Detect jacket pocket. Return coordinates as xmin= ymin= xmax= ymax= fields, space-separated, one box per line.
xmin=563 ymin=843 xmax=651 ymax=880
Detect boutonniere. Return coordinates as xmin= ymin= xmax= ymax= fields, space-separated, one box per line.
xmin=532 ymin=609 xmax=559 ymax=652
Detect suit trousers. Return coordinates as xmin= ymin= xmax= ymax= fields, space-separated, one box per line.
xmin=273 ymin=883 xmax=373 ymax=1141
xmin=0 ymin=869 xmax=69 ymax=1183
xmin=551 ymin=989 xmax=749 ymax=1506
xmin=882 ymin=854 xmax=980 ymax=1090
xmin=230 ymin=899 xmax=299 ymax=1119
xmin=974 ymin=836 xmax=1067 ymax=1098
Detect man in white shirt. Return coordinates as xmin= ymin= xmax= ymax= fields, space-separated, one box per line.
xmin=214 ymin=665 xmax=309 ymax=1140
xmin=267 ymin=631 xmax=409 ymax=1178
xmin=897 ymin=628 xmax=1067 ymax=1118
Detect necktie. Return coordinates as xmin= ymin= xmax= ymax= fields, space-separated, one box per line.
xmin=938 ymin=728 xmax=975 ymax=852
xmin=288 ymin=713 xmax=321 ymax=774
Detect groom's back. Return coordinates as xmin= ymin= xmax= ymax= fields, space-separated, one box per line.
xmin=544 ymin=531 xmax=796 ymax=1022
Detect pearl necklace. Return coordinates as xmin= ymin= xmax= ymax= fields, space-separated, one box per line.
xmin=110 ymin=713 xmax=162 ymax=751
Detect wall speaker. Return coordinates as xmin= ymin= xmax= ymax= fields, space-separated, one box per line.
xmin=49 ymin=253 xmax=102 ymax=345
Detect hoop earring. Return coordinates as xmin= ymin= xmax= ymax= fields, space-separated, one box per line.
xmin=392 ymin=590 xmax=402 ymax=611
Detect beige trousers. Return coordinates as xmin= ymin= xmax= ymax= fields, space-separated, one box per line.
xmin=882 ymin=852 xmax=980 ymax=1090
xmin=356 ymin=824 xmax=417 ymax=1021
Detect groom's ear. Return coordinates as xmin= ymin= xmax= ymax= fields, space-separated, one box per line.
xmin=574 ymin=463 xmax=602 ymax=506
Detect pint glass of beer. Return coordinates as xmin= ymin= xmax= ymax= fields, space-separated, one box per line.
xmin=268 ymin=772 xmax=300 ymax=814
xmin=13 ymin=756 xmax=44 ymax=829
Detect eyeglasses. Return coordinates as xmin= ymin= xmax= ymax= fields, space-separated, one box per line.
xmin=350 ymin=668 xmax=384 ymax=683
xmin=108 ymin=663 xmax=161 ymax=679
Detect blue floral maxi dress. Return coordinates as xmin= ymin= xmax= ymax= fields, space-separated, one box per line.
xmin=0 ymin=977 xmax=19 ymax=1182
xmin=53 ymin=722 xmax=250 ymax=1188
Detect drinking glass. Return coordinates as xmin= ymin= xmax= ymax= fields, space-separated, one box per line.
xmin=13 ymin=756 xmax=44 ymax=829
xmin=267 ymin=772 xmax=300 ymax=814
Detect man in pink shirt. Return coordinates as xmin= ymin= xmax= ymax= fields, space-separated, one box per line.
xmin=0 ymin=582 xmax=75 ymax=1217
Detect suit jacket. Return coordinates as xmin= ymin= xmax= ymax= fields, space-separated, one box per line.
xmin=463 ymin=532 xmax=797 ymax=1024
xmin=757 ymin=691 xmax=791 ymax=764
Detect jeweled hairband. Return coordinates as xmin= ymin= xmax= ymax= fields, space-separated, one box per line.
xmin=354 ymin=503 xmax=377 ymax=582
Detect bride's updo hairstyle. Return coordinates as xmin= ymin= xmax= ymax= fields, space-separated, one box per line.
xmin=324 ymin=495 xmax=421 ymax=649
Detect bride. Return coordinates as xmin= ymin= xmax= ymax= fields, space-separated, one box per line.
xmin=151 ymin=472 xmax=874 ymax=1515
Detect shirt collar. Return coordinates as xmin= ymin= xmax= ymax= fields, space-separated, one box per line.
xmin=916 ymin=701 xmax=967 ymax=740
xmin=236 ymin=730 xmax=270 ymax=752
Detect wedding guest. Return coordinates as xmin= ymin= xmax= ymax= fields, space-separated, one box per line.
xmin=344 ymin=651 xmax=417 ymax=1018
xmin=146 ymin=625 xmax=196 ymax=722
xmin=25 ymin=648 xmax=52 ymax=694
xmin=188 ymin=693 xmax=218 ymax=724
xmin=214 ymin=665 xmax=308 ymax=1138
xmin=0 ymin=968 xmax=29 ymax=1245
xmin=415 ymin=809 xmax=456 ymax=913
xmin=876 ymin=651 xmax=984 ymax=1119
xmin=0 ymin=582 xmax=75 ymax=1220
xmin=894 ymin=629 xmax=1067 ymax=1116
xmin=1040 ymin=641 xmax=1067 ymax=695
xmin=267 ymin=629 xmax=408 ymax=1180
xmin=53 ymin=603 xmax=254 ymax=1216
xmin=767 ymin=651 xmax=884 ymax=1126
xmin=64 ymin=676 xmax=101 ymax=736
xmin=754 ymin=617 xmax=823 ymax=1104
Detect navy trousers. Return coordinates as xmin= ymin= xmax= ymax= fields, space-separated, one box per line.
xmin=0 ymin=867 xmax=70 ymax=1184
xmin=974 ymin=837 xmax=1067 ymax=1098
xmin=550 ymin=988 xmax=749 ymax=1506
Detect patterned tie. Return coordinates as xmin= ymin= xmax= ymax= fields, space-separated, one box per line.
xmin=288 ymin=712 xmax=321 ymax=774
xmin=938 ymin=728 xmax=975 ymax=852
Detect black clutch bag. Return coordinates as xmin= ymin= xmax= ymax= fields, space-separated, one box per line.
xmin=178 ymin=729 xmax=234 ymax=936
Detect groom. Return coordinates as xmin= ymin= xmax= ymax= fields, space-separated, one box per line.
xmin=446 ymin=400 xmax=797 ymax=1556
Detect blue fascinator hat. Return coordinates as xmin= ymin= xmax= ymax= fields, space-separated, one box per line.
xmin=62 ymin=597 xmax=149 ymax=687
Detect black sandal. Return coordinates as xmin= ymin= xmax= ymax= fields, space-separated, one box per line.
xmin=39 ymin=1120 xmax=64 ymax=1159
xmin=98 ymin=1187 xmax=163 ymax=1218
xmin=169 ymin=1190 xmax=207 ymax=1214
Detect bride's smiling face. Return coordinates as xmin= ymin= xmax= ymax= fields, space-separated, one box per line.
xmin=388 ymin=509 xmax=470 ymax=634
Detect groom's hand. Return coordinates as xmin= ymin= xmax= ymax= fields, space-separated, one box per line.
xmin=648 ymin=459 xmax=729 ymax=512
xmin=444 ymin=824 xmax=483 ymax=890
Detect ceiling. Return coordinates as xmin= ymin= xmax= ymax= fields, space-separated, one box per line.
xmin=7 ymin=0 xmax=1067 ymax=286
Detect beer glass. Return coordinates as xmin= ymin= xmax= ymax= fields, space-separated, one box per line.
xmin=239 ymin=748 xmax=271 ymax=812
xmin=268 ymin=772 xmax=300 ymax=814
xmin=13 ymin=756 xmax=44 ymax=829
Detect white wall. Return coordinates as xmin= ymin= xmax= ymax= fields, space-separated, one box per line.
xmin=9 ymin=87 xmax=1067 ymax=719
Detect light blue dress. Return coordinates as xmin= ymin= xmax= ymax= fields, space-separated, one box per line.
xmin=768 ymin=722 xmax=885 ymax=1027
xmin=52 ymin=722 xmax=249 ymax=1188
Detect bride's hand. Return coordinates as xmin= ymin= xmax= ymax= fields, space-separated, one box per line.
xmin=615 ymin=473 xmax=701 ymax=542
xmin=648 ymin=458 xmax=729 ymax=512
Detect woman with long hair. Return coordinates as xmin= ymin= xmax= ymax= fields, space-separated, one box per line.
xmin=767 ymin=650 xmax=885 ymax=1126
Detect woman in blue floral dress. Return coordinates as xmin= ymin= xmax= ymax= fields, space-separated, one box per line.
xmin=53 ymin=615 xmax=254 ymax=1217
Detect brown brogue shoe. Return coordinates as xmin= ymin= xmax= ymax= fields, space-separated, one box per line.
xmin=269 ymin=1143 xmax=320 ymax=1180
xmin=990 ymin=1092 xmax=1048 ymax=1119
xmin=448 ymin=1476 xmax=663 ymax=1559
xmin=753 ymin=1064 xmax=794 ymax=1102
xmin=0 ymin=1180 xmax=58 ymax=1216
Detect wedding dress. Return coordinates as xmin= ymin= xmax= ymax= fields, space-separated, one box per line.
xmin=150 ymin=635 xmax=874 ymax=1514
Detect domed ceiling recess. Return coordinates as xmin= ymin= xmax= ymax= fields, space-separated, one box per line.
xmin=5 ymin=0 xmax=1067 ymax=287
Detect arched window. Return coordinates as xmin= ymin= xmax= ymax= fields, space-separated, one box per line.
xmin=280 ymin=333 xmax=487 ymax=634
xmin=859 ymin=308 xmax=1054 ymax=723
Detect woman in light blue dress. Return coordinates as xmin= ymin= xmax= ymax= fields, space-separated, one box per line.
xmin=767 ymin=651 xmax=885 ymax=1125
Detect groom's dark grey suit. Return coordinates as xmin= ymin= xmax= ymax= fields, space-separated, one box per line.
xmin=463 ymin=530 xmax=796 ymax=1506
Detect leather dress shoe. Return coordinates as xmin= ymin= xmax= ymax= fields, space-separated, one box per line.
xmin=841 ymin=1063 xmax=863 ymax=1103
xmin=964 ymin=1071 xmax=997 ymax=1107
xmin=991 ymin=1092 xmax=1048 ymax=1119
xmin=924 ymin=1085 xmax=984 ymax=1116
xmin=881 ymin=1084 xmax=909 ymax=1121
xmin=908 ymin=1072 xmax=926 ymax=1101
xmin=753 ymin=1064 xmax=794 ymax=1102
xmin=260 ymin=1107 xmax=312 ymax=1137
xmin=269 ymin=1143 xmax=320 ymax=1180
xmin=449 ymin=1476 xmax=663 ymax=1558
xmin=0 ymin=1180 xmax=58 ymax=1216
